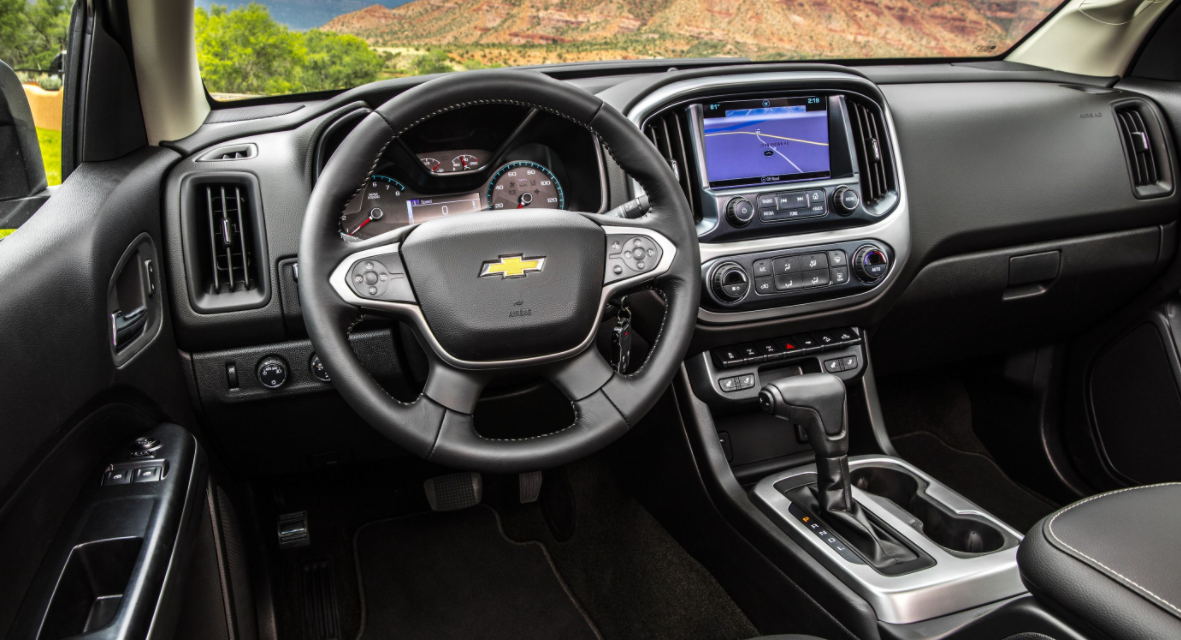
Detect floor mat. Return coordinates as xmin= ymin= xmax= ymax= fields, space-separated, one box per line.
xmin=892 ymin=432 xmax=1057 ymax=533
xmin=354 ymin=506 xmax=601 ymax=640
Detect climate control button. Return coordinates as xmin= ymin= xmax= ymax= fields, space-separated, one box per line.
xmin=853 ymin=245 xmax=890 ymax=282
xmin=712 ymin=262 xmax=750 ymax=302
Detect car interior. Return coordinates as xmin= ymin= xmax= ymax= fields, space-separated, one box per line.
xmin=3 ymin=0 xmax=1181 ymax=639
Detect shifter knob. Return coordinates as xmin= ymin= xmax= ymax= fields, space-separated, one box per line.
xmin=759 ymin=373 xmax=849 ymax=458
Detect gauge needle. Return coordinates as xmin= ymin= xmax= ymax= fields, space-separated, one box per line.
xmin=432 ymin=163 xmax=440 ymax=172
xmin=350 ymin=217 xmax=371 ymax=235
xmin=462 ymin=156 xmax=468 ymax=169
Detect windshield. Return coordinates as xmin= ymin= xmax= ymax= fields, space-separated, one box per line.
xmin=197 ymin=0 xmax=1063 ymax=101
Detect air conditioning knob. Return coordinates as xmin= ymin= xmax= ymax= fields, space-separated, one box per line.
xmin=712 ymin=262 xmax=750 ymax=302
xmin=832 ymin=186 xmax=860 ymax=215
xmin=853 ymin=245 xmax=889 ymax=282
xmin=725 ymin=197 xmax=755 ymax=227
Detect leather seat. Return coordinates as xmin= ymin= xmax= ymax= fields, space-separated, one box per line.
xmin=1018 ymin=483 xmax=1181 ymax=640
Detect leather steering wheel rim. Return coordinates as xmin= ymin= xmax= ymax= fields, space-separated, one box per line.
xmin=299 ymin=69 xmax=700 ymax=474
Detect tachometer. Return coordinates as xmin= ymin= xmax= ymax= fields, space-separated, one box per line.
xmin=486 ymin=162 xmax=565 ymax=211
xmin=452 ymin=154 xmax=480 ymax=171
xmin=341 ymin=175 xmax=409 ymax=239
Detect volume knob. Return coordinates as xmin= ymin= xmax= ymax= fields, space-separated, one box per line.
xmin=725 ymin=197 xmax=755 ymax=227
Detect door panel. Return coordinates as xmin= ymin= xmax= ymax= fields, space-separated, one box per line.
xmin=0 ymin=147 xmax=199 ymax=637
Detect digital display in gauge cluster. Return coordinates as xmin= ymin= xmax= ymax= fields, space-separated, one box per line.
xmin=341 ymin=158 xmax=567 ymax=240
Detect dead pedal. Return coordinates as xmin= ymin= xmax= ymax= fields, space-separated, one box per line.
xmin=424 ymin=472 xmax=482 ymax=511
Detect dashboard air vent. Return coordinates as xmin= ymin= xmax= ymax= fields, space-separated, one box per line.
xmin=644 ymin=109 xmax=702 ymax=223
xmin=201 ymin=184 xmax=255 ymax=293
xmin=180 ymin=173 xmax=270 ymax=312
xmin=848 ymin=99 xmax=895 ymax=207
xmin=1116 ymin=106 xmax=1159 ymax=187
xmin=198 ymin=143 xmax=258 ymax=162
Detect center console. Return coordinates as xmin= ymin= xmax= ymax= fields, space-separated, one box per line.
xmin=630 ymin=72 xmax=910 ymax=324
xmin=627 ymin=71 xmax=1055 ymax=638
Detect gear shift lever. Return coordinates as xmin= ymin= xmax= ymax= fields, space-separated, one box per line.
xmin=760 ymin=373 xmax=919 ymax=570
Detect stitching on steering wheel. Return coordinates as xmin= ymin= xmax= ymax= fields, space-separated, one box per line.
xmin=345 ymin=313 xmax=426 ymax=408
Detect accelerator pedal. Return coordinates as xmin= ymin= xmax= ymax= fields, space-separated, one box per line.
xmin=423 ymin=472 xmax=483 ymax=512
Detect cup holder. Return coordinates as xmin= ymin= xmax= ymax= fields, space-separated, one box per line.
xmin=851 ymin=466 xmax=1005 ymax=554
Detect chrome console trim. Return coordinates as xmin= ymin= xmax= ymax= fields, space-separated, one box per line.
xmin=750 ymin=455 xmax=1026 ymax=625
xmin=625 ymin=72 xmax=911 ymax=324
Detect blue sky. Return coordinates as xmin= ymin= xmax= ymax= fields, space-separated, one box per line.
xmin=195 ymin=0 xmax=417 ymax=30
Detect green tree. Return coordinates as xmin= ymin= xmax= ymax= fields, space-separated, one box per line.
xmin=411 ymin=49 xmax=453 ymax=75
xmin=196 ymin=3 xmax=384 ymax=97
xmin=301 ymin=29 xmax=382 ymax=92
xmin=0 ymin=0 xmax=70 ymax=71
xmin=196 ymin=3 xmax=304 ymax=96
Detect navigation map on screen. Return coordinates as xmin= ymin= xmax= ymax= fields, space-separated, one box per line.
xmin=702 ymin=97 xmax=830 ymax=188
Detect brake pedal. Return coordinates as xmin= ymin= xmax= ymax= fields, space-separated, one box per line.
xmin=423 ymin=472 xmax=482 ymax=511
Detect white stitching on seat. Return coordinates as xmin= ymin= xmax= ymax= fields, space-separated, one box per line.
xmin=1045 ymin=482 xmax=1181 ymax=617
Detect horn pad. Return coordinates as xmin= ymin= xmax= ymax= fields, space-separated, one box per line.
xmin=399 ymin=210 xmax=606 ymax=362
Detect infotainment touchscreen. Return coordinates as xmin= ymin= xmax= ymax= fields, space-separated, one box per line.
xmin=702 ymin=97 xmax=829 ymax=189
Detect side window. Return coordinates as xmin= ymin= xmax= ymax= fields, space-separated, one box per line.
xmin=0 ymin=0 xmax=73 ymax=187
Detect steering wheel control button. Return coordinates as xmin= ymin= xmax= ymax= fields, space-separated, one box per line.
xmin=257 ymin=356 xmax=288 ymax=389
xmin=853 ymin=244 xmax=890 ymax=282
xmin=309 ymin=354 xmax=331 ymax=382
xmin=346 ymin=252 xmax=416 ymax=303
xmin=725 ymin=196 xmax=755 ymax=227
xmin=833 ymin=186 xmax=860 ymax=215
xmin=604 ymin=234 xmax=663 ymax=284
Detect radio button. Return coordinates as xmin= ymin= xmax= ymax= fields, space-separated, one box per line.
xmin=777 ymin=192 xmax=809 ymax=210
xmin=807 ymin=189 xmax=826 ymax=204
xmin=756 ymin=193 xmax=777 ymax=208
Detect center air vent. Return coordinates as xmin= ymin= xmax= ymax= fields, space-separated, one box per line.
xmin=180 ymin=173 xmax=270 ymax=313
xmin=644 ymin=109 xmax=702 ymax=223
xmin=848 ymin=98 xmax=896 ymax=210
xmin=1114 ymin=102 xmax=1171 ymax=198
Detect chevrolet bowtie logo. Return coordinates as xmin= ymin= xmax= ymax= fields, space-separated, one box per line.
xmin=479 ymin=255 xmax=546 ymax=279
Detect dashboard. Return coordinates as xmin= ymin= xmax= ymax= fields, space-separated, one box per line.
xmin=161 ymin=63 xmax=1180 ymax=399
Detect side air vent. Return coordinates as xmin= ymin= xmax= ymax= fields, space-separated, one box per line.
xmin=644 ymin=109 xmax=702 ymax=223
xmin=180 ymin=173 xmax=270 ymax=312
xmin=847 ymin=98 xmax=897 ymax=210
xmin=197 ymin=143 xmax=258 ymax=162
xmin=1114 ymin=102 xmax=1172 ymax=198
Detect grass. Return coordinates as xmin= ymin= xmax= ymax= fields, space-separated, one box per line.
xmin=36 ymin=127 xmax=61 ymax=186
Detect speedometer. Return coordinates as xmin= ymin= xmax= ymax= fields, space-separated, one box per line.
xmin=487 ymin=162 xmax=565 ymax=211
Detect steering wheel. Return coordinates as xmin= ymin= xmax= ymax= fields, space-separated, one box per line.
xmin=299 ymin=70 xmax=700 ymax=473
